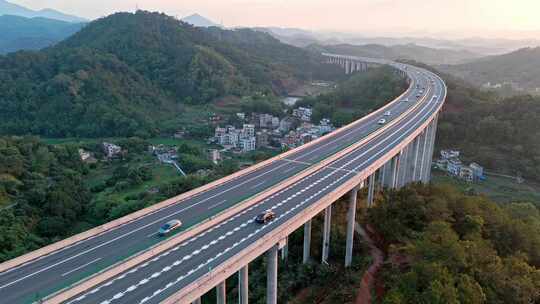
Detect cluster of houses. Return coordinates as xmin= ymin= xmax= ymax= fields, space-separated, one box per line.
xmin=148 ymin=144 xmax=178 ymax=162
xmin=434 ymin=149 xmax=485 ymax=182
xmin=280 ymin=119 xmax=334 ymax=149
xmin=292 ymin=107 xmax=313 ymax=122
xmin=79 ymin=142 xmax=124 ymax=163
xmin=211 ymin=107 xmax=336 ymax=152
xmin=213 ymin=124 xmax=257 ymax=153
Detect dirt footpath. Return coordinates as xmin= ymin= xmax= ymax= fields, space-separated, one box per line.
xmin=354 ymin=223 xmax=385 ymax=304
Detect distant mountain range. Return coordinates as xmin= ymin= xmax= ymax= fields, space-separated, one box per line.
xmin=0 ymin=0 xmax=87 ymax=23
xmin=181 ymin=13 xmax=220 ymax=27
xmin=0 ymin=14 xmax=85 ymax=53
xmin=260 ymin=27 xmax=540 ymax=56
xmin=310 ymin=43 xmax=482 ymax=65
xmin=440 ymin=47 xmax=540 ymax=91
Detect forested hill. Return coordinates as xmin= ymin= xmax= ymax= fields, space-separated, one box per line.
xmin=0 ymin=11 xmax=341 ymax=138
xmin=401 ymin=59 xmax=540 ymax=181
xmin=441 ymin=47 xmax=540 ymax=90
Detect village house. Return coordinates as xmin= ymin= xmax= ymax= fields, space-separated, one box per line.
xmin=102 ymin=142 xmax=122 ymax=158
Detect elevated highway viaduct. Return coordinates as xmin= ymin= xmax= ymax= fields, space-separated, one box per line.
xmin=0 ymin=54 xmax=445 ymax=304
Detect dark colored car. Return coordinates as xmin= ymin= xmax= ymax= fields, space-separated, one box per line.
xmin=255 ymin=210 xmax=276 ymax=224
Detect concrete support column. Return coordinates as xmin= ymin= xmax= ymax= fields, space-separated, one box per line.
xmin=390 ymin=154 xmax=401 ymax=189
xmin=424 ymin=115 xmax=439 ymax=183
xmin=367 ymin=173 xmax=376 ymax=208
xmin=383 ymin=160 xmax=395 ymax=188
xmin=239 ymin=265 xmax=249 ymax=304
xmin=422 ymin=120 xmax=435 ymax=183
xmin=397 ymin=147 xmax=409 ymax=188
xmin=267 ymin=245 xmax=279 ymax=304
xmin=322 ymin=205 xmax=332 ymax=264
xmin=418 ymin=125 xmax=430 ymax=182
xmin=345 ymin=186 xmax=359 ymax=267
xmin=405 ymin=141 xmax=416 ymax=184
xmin=421 ymin=125 xmax=433 ymax=183
xmin=216 ymin=281 xmax=226 ymax=304
xmin=411 ymin=136 xmax=421 ymax=182
xmin=379 ymin=163 xmax=387 ymax=188
xmin=303 ymin=220 xmax=312 ymax=264
xmin=281 ymin=237 xmax=288 ymax=261
xmin=192 ymin=298 xmax=201 ymax=304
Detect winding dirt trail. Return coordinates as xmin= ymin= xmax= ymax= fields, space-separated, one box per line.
xmin=354 ymin=223 xmax=385 ymax=304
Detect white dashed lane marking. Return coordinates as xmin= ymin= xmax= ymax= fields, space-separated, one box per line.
xmin=207 ymin=200 xmax=228 ymax=210
xmin=61 ymin=258 xmax=102 ymax=277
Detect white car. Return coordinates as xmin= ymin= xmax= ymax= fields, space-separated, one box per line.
xmin=378 ymin=118 xmax=386 ymax=125
xmin=158 ymin=219 xmax=182 ymax=236
xmin=384 ymin=111 xmax=391 ymax=116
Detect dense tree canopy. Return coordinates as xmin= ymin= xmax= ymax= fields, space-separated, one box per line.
xmin=369 ymin=184 xmax=540 ymax=304
xmin=399 ymin=60 xmax=540 ymax=181
xmin=297 ymin=66 xmax=408 ymax=126
xmin=0 ymin=11 xmax=342 ymax=138
xmin=0 ymin=136 xmax=90 ymax=261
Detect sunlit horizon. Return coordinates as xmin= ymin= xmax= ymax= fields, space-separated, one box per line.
xmin=9 ymin=0 xmax=540 ymax=40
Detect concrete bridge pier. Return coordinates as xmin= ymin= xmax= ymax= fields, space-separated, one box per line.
xmin=322 ymin=205 xmax=332 ymax=263
xmin=421 ymin=117 xmax=438 ymax=183
xmin=389 ymin=154 xmax=401 ymax=189
xmin=192 ymin=298 xmax=201 ymax=304
xmin=411 ymin=136 xmax=421 ymax=182
xmin=267 ymin=245 xmax=279 ymax=304
xmin=379 ymin=162 xmax=388 ymax=188
xmin=407 ymin=137 xmax=420 ymax=183
xmin=345 ymin=185 xmax=360 ymax=267
xmin=216 ymin=281 xmax=226 ymax=304
xmin=425 ymin=114 xmax=439 ymax=182
xmin=303 ymin=219 xmax=312 ymax=263
xmin=239 ymin=265 xmax=249 ymax=304
xmin=281 ymin=237 xmax=288 ymax=261
xmin=397 ymin=145 xmax=410 ymax=188
xmin=367 ymin=172 xmax=376 ymax=207
xmin=418 ymin=125 xmax=430 ymax=182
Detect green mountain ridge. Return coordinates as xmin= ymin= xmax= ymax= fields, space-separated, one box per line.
xmin=0 ymin=11 xmax=341 ymax=138
xmin=0 ymin=14 xmax=85 ymax=54
xmin=0 ymin=0 xmax=87 ymax=23
xmin=441 ymin=47 xmax=540 ymax=90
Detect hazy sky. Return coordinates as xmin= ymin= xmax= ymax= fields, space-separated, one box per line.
xmin=12 ymin=0 xmax=540 ymax=38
